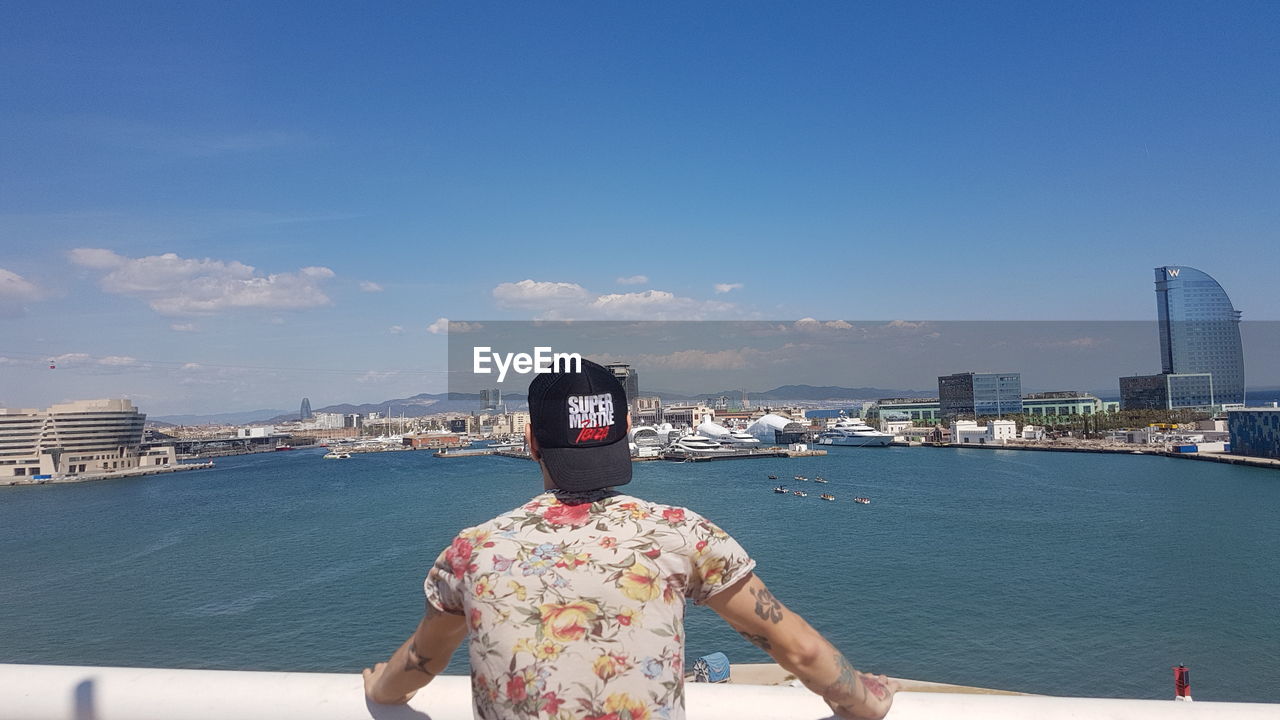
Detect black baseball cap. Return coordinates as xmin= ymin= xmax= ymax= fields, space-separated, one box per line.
xmin=527 ymin=359 xmax=632 ymax=492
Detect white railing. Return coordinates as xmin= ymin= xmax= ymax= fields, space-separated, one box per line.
xmin=1 ymin=664 xmax=1275 ymax=720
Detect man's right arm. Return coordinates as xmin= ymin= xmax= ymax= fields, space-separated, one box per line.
xmin=704 ymin=572 xmax=899 ymax=720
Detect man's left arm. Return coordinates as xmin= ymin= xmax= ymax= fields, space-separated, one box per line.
xmin=363 ymin=602 xmax=467 ymax=704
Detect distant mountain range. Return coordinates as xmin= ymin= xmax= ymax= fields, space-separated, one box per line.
xmin=149 ymin=384 xmax=1280 ymax=426
xmin=151 ymin=409 xmax=292 ymax=426
xmin=154 ymin=385 xmax=935 ymax=425
xmin=274 ymin=385 xmax=937 ymax=423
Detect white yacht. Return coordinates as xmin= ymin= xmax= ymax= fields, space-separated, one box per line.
xmin=696 ymin=416 xmax=761 ymax=447
xmin=668 ymin=434 xmax=738 ymax=457
xmin=816 ymin=414 xmax=894 ymax=447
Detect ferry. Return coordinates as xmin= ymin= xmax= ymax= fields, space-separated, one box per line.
xmin=323 ymin=451 xmax=352 ymax=460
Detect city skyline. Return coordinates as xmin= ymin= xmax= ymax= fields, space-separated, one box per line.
xmin=2 ymin=4 xmax=1278 ymax=413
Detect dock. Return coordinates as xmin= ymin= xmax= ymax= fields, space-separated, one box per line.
xmin=662 ymin=448 xmax=827 ymax=462
xmin=2 ymin=461 xmax=215 ymax=487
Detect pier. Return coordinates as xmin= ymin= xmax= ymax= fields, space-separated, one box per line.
xmin=663 ymin=447 xmax=827 ymax=462
xmin=1 ymin=461 xmax=214 ymax=487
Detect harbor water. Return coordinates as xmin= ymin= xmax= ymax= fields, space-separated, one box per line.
xmin=2 ymin=447 xmax=1278 ymax=702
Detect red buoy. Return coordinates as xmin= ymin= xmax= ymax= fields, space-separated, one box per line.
xmin=1173 ymin=665 xmax=1192 ymax=701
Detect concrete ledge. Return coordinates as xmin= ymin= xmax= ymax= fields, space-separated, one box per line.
xmin=2 ymin=664 xmax=1277 ymax=719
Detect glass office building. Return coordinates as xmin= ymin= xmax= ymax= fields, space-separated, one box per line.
xmin=939 ymin=372 xmax=1022 ymax=418
xmin=1120 ymin=372 xmax=1216 ymax=410
xmin=1155 ymin=266 xmax=1245 ymax=405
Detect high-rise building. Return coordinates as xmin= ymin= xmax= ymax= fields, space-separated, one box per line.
xmin=299 ymin=397 xmax=313 ymax=421
xmin=938 ymin=372 xmax=1022 ymax=419
xmin=1154 ymin=266 xmax=1245 ymax=404
xmin=604 ymin=363 xmax=640 ymax=408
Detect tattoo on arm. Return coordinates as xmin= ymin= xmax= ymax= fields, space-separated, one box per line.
xmin=748 ymin=586 xmax=784 ymax=624
xmin=738 ymin=631 xmax=772 ymax=651
xmin=821 ymin=650 xmax=859 ymax=704
xmin=404 ymin=643 xmax=436 ymax=676
xmin=859 ymin=672 xmax=889 ymax=700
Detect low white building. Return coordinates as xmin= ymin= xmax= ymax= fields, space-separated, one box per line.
xmin=882 ymin=419 xmax=913 ymax=437
xmin=236 ymin=426 xmax=274 ymax=438
xmin=951 ymin=419 xmax=1017 ymax=445
xmin=1022 ymin=424 xmax=1045 ymax=440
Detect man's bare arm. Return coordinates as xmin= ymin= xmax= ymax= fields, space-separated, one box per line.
xmin=363 ymin=602 xmax=468 ymax=704
xmin=705 ymin=573 xmax=899 ymax=720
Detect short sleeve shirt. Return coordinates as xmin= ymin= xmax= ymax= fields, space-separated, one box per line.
xmin=425 ymin=491 xmax=756 ymax=720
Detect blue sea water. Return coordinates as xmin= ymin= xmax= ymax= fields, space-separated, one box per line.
xmin=2 ymin=447 xmax=1278 ymax=702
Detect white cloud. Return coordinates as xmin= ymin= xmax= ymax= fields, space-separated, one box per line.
xmin=181 ymin=363 xmax=202 ymax=371
xmin=428 ymin=318 xmax=483 ymax=335
xmin=794 ymin=318 xmax=854 ymax=331
xmin=492 ymin=279 xmax=740 ymax=320
xmin=97 ymin=355 xmax=138 ymax=366
xmin=357 ymin=370 xmax=396 ymax=383
xmin=68 ymin=248 xmax=335 ymax=316
xmin=66 ymin=248 xmax=125 ymax=269
xmin=50 ymin=353 xmax=92 ymax=366
xmin=0 ymin=268 xmax=43 ymax=299
xmin=170 ymin=323 xmax=197 ymax=332
xmin=0 ymin=267 xmax=44 ymax=316
xmin=360 ymin=281 xmax=384 ymax=293
xmin=616 ymin=275 xmax=648 ymax=285
xmin=493 ymin=279 xmax=591 ymax=310
xmin=713 ymin=283 xmax=743 ymax=294
xmin=585 ymin=290 xmax=736 ymax=320
xmin=389 ymin=325 xmax=404 ymax=335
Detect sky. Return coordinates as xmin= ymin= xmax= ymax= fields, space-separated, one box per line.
xmin=1 ymin=2 xmax=1277 ymax=414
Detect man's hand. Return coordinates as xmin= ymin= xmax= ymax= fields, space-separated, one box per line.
xmin=826 ymin=672 xmax=900 ymax=720
xmin=362 ymin=662 xmax=417 ymax=705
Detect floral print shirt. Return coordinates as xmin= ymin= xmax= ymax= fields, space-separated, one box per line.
xmin=425 ymin=490 xmax=756 ymax=720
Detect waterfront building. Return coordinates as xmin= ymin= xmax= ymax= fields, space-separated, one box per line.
xmin=1120 ymin=372 xmax=1216 ymax=410
xmin=951 ymin=419 xmax=1017 ymax=445
xmin=662 ymin=403 xmax=714 ymax=429
xmin=938 ymin=372 xmax=1023 ymax=419
xmin=604 ymin=362 xmax=640 ymax=408
xmin=299 ymin=397 xmax=312 ymax=421
xmin=0 ymin=399 xmax=174 ymax=479
xmin=1227 ymin=408 xmax=1280 ymax=460
xmin=312 ymin=412 xmax=344 ymax=430
xmin=1020 ymin=391 xmax=1105 ymax=417
xmin=509 ymin=410 xmax=530 ymax=436
xmin=744 ymin=413 xmax=809 ymax=445
xmin=866 ymin=398 xmax=941 ymax=427
xmin=882 ymin=418 xmax=912 ymax=436
xmin=1155 ymin=265 xmax=1245 ymax=405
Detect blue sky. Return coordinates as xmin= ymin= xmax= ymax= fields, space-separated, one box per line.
xmin=1 ymin=2 xmax=1277 ymax=414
